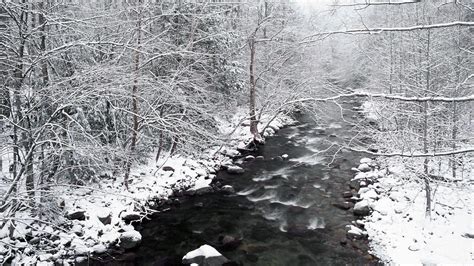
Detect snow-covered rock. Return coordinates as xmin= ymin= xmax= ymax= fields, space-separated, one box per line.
xmin=353 ymin=200 xmax=371 ymax=216
xmin=119 ymin=230 xmax=142 ymax=249
xmin=221 ymin=185 xmax=235 ymax=194
xmin=182 ymin=245 xmax=229 ymax=266
xmin=226 ymin=165 xmax=245 ymax=174
xmin=358 ymin=163 xmax=372 ymax=172
xmin=346 ymin=225 xmax=366 ymax=239
xmin=91 ymin=244 xmax=107 ymax=254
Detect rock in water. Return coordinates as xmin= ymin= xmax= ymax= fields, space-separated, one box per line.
xmin=226 ymin=165 xmax=245 ymax=174
xmin=359 ymin=158 xmax=372 ymax=165
xmin=119 ymin=230 xmax=142 ymax=249
xmin=353 ymin=200 xmax=371 ymax=216
xmin=182 ymin=244 xmax=229 ymax=266
xmin=358 ymin=163 xmax=372 ymax=172
xmin=221 ymin=185 xmax=235 ymax=194
xmin=120 ymin=211 xmax=141 ymax=223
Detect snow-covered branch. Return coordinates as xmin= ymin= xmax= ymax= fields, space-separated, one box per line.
xmin=303 ymin=21 xmax=474 ymax=41
xmin=331 ymin=0 xmax=421 ymax=7
xmin=348 ymin=147 xmax=474 ymax=157
xmin=287 ymin=92 xmax=474 ymax=104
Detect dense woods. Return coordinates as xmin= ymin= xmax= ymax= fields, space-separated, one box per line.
xmin=0 ymin=0 xmax=472 ymax=264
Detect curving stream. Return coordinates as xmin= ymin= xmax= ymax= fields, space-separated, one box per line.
xmin=96 ymin=100 xmax=377 ymax=265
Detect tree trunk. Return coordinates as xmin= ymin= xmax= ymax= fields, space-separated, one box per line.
xmin=423 ymin=28 xmax=431 ymax=219
xmin=124 ymin=1 xmax=142 ymax=188
xmin=248 ymin=37 xmax=262 ymax=143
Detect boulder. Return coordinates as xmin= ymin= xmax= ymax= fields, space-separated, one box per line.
xmin=162 ymin=166 xmax=175 ymax=172
xmin=97 ymin=212 xmax=112 ymax=225
xmin=255 ymin=156 xmax=264 ymax=160
xmin=182 ymin=245 xmax=229 ymax=266
xmin=66 ymin=209 xmax=86 ymax=221
xmin=219 ymin=235 xmax=242 ymax=250
xmin=342 ymin=191 xmax=353 ymax=198
xmin=120 ymin=211 xmax=141 ymax=223
xmin=353 ymin=200 xmax=371 ymax=216
xmin=281 ymin=154 xmax=289 ymax=159
xmin=332 ymin=201 xmax=353 ymax=210
xmin=244 ymin=155 xmax=255 ymax=161
xmin=92 ymin=244 xmax=107 ymax=254
xmin=360 ymin=158 xmax=372 ymax=165
xmin=358 ymin=163 xmax=372 ymax=172
xmin=119 ymin=230 xmax=142 ymax=249
xmin=195 ymin=186 xmax=213 ymax=195
xmin=221 ymin=185 xmax=235 ymax=194
xmin=226 ymin=165 xmax=245 ymax=175
xmin=346 ymin=225 xmax=366 ymax=240
xmin=349 ymin=180 xmax=360 ymax=190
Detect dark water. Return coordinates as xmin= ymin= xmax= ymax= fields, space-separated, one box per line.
xmin=96 ymin=101 xmax=376 ymax=265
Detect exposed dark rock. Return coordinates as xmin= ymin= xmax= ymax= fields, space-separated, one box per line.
xmin=66 ymin=209 xmax=86 ymax=221
xmin=353 ymin=201 xmax=371 ymax=216
xmin=120 ymin=212 xmax=141 ymax=223
xmin=332 ymin=201 xmax=353 ymax=210
xmin=162 ymin=166 xmax=175 ymax=172
xmin=349 ymin=180 xmax=360 ymax=190
xmin=343 ymin=191 xmax=353 ymax=198
xmin=219 ymin=235 xmax=242 ymax=251
xmin=98 ymin=212 xmax=112 ymax=225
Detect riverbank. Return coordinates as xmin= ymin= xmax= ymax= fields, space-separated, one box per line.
xmin=358 ymin=100 xmax=474 ymax=264
xmin=0 ymin=108 xmax=295 ymax=265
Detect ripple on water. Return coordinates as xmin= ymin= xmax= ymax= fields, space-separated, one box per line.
xmin=236 ymin=186 xmax=259 ymax=196
xmin=307 ymin=217 xmax=326 ymax=230
xmin=269 ymin=198 xmax=313 ymax=209
xmin=290 ymin=154 xmax=325 ymax=166
xmin=246 ymin=190 xmax=277 ymax=202
xmin=264 ymin=184 xmax=280 ymax=189
xmin=262 ymin=209 xmax=285 ymax=221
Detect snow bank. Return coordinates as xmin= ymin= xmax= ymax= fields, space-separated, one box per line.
xmin=363 ymin=165 xmax=473 ymax=264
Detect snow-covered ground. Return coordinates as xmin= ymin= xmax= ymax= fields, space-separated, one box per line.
xmin=0 ymin=108 xmax=295 ymax=265
xmin=363 ymin=163 xmax=473 ymax=264
xmin=356 ymin=99 xmax=474 ymax=264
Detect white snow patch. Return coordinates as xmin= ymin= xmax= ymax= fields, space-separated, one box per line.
xmin=183 ymin=244 xmax=222 ymax=260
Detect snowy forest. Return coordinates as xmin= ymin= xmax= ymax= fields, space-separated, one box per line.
xmin=0 ymin=0 xmax=472 ymax=265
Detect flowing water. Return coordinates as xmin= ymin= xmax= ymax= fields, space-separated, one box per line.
xmin=96 ymin=101 xmax=376 ymax=265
